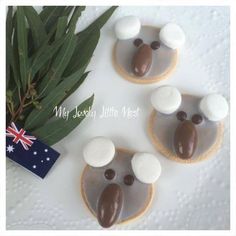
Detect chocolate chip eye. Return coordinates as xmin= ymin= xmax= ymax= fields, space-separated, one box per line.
xmin=176 ymin=111 xmax=187 ymax=121
xmin=124 ymin=174 xmax=134 ymax=186
xmin=104 ymin=169 xmax=115 ymax=180
xmin=133 ymin=38 xmax=143 ymax=47
xmin=191 ymin=114 xmax=203 ymax=125
xmin=150 ymin=41 xmax=161 ymax=50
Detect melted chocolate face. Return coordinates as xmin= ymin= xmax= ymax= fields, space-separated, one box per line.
xmin=149 ymin=95 xmax=223 ymax=163
xmin=81 ymin=149 xmax=153 ymax=227
xmin=113 ymin=26 xmax=178 ymax=83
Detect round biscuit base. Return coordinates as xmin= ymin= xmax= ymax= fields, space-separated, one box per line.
xmin=148 ymin=110 xmax=224 ymax=164
xmin=112 ymin=25 xmax=179 ymax=84
xmin=80 ymin=148 xmax=155 ymax=226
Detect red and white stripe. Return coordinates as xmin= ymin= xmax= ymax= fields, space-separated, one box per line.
xmin=6 ymin=122 xmax=36 ymax=150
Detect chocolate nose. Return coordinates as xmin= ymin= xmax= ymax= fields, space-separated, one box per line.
xmin=97 ymin=183 xmax=123 ymax=228
xmin=132 ymin=44 xmax=152 ymax=77
xmin=174 ymin=120 xmax=198 ymax=159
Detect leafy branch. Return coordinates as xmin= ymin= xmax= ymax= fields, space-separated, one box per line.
xmin=6 ymin=6 xmax=117 ymax=145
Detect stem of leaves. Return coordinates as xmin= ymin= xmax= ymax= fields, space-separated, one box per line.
xmin=6 ymin=6 xmax=117 ymax=145
xmin=9 ymin=73 xmax=41 ymax=123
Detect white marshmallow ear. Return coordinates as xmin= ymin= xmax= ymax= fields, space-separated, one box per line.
xmin=199 ymin=94 xmax=229 ymax=122
xmin=150 ymin=86 xmax=182 ymax=114
xmin=131 ymin=152 xmax=161 ymax=184
xmin=114 ymin=16 xmax=141 ymax=40
xmin=159 ymin=23 xmax=186 ymax=49
xmin=83 ymin=137 xmax=115 ymax=167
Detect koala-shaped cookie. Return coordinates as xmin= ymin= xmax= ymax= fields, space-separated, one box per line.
xmin=148 ymin=86 xmax=229 ymax=163
xmin=113 ymin=16 xmax=186 ymax=84
xmin=81 ymin=137 xmax=161 ymax=228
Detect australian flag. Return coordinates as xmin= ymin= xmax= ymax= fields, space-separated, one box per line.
xmin=6 ymin=122 xmax=60 ymax=178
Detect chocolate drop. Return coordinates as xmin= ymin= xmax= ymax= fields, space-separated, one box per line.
xmin=133 ymin=38 xmax=143 ymax=47
xmin=174 ymin=120 xmax=197 ymax=159
xmin=150 ymin=41 xmax=160 ymax=50
xmin=192 ymin=114 xmax=203 ymax=125
xmin=132 ymin=44 xmax=152 ymax=77
xmin=176 ymin=111 xmax=187 ymax=121
xmin=104 ymin=169 xmax=115 ymax=180
xmin=97 ymin=184 xmax=123 ymax=228
xmin=124 ymin=175 xmax=134 ymax=186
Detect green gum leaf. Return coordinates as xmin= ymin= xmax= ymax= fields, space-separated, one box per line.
xmin=16 ymin=6 xmax=28 ymax=92
xmin=31 ymin=94 xmax=94 ymax=146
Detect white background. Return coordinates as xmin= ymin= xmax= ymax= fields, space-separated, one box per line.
xmin=6 ymin=6 xmax=230 ymax=230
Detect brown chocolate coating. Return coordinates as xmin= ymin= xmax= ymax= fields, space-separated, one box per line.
xmin=97 ymin=184 xmax=123 ymax=228
xmin=132 ymin=44 xmax=152 ymax=77
xmin=124 ymin=175 xmax=134 ymax=186
xmin=174 ymin=120 xmax=198 ymax=159
xmin=192 ymin=114 xmax=203 ymax=125
xmin=176 ymin=111 xmax=187 ymax=121
xmin=151 ymin=41 xmax=160 ymax=50
xmin=104 ymin=169 xmax=115 ymax=180
xmin=133 ymin=38 xmax=143 ymax=47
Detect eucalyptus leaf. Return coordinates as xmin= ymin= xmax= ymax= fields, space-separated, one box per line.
xmin=48 ymin=71 xmax=90 ymax=120
xmin=31 ymin=94 xmax=94 ymax=146
xmin=8 ymin=22 xmax=22 ymax=109
xmin=24 ymin=66 xmax=88 ymax=130
xmin=65 ymin=6 xmax=117 ymax=75
xmin=7 ymin=38 xmax=21 ymax=89
xmin=67 ymin=6 xmax=85 ymax=33
xmin=55 ymin=16 xmax=68 ymax=40
xmin=29 ymin=36 xmax=66 ymax=78
xmin=16 ymin=6 xmax=28 ymax=92
xmin=39 ymin=6 xmax=74 ymax=38
xmin=39 ymin=6 xmax=66 ymax=33
xmin=6 ymin=7 xmax=13 ymax=87
xmin=37 ymin=32 xmax=77 ymax=97
xmin=75 ymin=6 xmax=118 ymax=51
xmin=6 ymin=6 xmax=13 ymax=41
xmin=12 ymin=20 xmax=21 ymax=91
xmin=77 ymin=6 xmax=117 ymax=36
xmin=36 ymin=7 xmax=74 ymax=76
xmin=6 ymin=6 xmax=117 ymax=145
xmin=64 ymin=28 xmax=100 ymax=76
xmin=63 ymin=6 xmax=74 ymax=17
xmin=62 ymin=71 xmax=89 ymax=103
xmin=23 ymin=6 xmax=47 ymax=50
xmin=6 ymin=41 xmax=10 ymax=88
